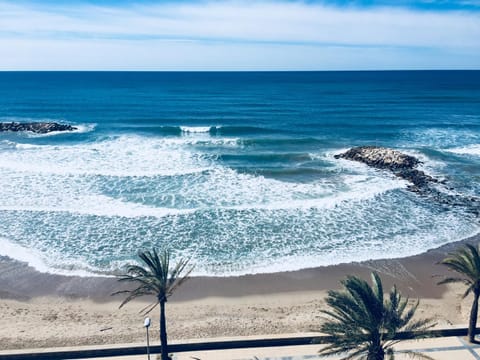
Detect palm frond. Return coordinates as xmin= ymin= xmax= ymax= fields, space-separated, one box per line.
xmin=113 ymin=247 xmax=194 ymax=308
xmin=462 ymin=284 xmax=475 ymax=299
xmin=319 ymin=272 xmax=434 ymax=360
xmin=439 ymin=245 xmax=480 ymax=297
xmin=437 ymin=277 xmax=471 ymax=286
xmin=139 ymin=301 xmax=160 ymax=315
xmin=118 ymin=285 xmax=156 ymax=308
xmin=440 ymin=244 xmax=480 ymax=282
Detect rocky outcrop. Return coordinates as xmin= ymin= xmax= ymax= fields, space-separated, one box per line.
xmin=335 ymin=146 xmax=420 ymax=171
xmin=335 ymin=146 xmax=479 ymax=217
xmin=334 ymin=146 xmax=439 ymax=190
xmin=0 ymin=122 xmax=77 ymax=134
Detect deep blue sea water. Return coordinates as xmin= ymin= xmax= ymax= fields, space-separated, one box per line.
xmin=0 ymin=71 xmax=479 ymax=276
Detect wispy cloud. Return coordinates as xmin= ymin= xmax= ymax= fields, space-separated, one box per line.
xmin=0 ymin=0 xmax=479 ymax=70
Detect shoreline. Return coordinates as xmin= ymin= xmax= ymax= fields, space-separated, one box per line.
xmin=1 ymin=233 xmax=479 ymax=349
xmin=2 ymin=233 xmax=479 ymax=301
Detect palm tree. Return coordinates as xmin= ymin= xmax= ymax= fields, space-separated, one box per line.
xmin=113 ymin=248 xmax=193 ymax=360
xmin=319 ymin=272 xmax=434 ymax=360
xmin=438 ymin=243 xmax=480 ymax=343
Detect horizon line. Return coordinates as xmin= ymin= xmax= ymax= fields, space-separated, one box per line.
xmin=1 ymin=69 xmax=480 ymax=72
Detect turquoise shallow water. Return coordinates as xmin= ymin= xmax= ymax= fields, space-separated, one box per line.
xmin=0 ymin=71 xmax=479 ymax=276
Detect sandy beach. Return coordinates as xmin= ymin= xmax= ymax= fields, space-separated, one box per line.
xmin=0 ymin=234 xmax=479 ymax=351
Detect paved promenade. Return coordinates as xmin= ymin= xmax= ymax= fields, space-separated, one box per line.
xmin=174 ymin=336 xmax=480 ymax=360
xmin=70 ymin=335 xmax=480 ymax=359
xmin=2 ymin=333 xmax=480 ymax=359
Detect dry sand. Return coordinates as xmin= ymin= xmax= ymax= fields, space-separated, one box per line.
xmin=0 ymin=234 xmax=479 ymax=350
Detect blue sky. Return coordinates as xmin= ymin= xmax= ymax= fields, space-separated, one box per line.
xmin=1 ymin=0 xmax=479 ymax=70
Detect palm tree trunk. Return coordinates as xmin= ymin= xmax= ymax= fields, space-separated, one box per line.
xmin=367 ymin=349 xmax=384 ymax=360
xmin=468 ymin=290 xmax=480 ymax=343
xmin=367 ymin=335 xmax=384 ymax=360
xmin=159 ymin=300 xmax=169 ymax=360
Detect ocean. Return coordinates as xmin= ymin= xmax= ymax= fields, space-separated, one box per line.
xmin=0 ymin=71 xmax=479 ymax=276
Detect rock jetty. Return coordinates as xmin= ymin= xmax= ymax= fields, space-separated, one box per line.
xmin=334 ymin=146 xmax=438 ymax=189
xmin=335 ymin=146 xmax=479 ymax=217
xmin=0 ymin=122 xmax=77 ymax=134
xmin=334 ymin=146 xmax=419 ymax=170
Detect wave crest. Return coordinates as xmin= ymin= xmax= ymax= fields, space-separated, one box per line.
xmin=447 ymin=144 xmax=480 ymax=156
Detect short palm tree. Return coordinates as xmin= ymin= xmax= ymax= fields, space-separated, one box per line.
xmin=113 ymin=248 xmax=193 ymax=360
xmin=319 ymin=272 xmax=434 ymax=360
xmin=438 ymin=243 xmax=480 ymax=343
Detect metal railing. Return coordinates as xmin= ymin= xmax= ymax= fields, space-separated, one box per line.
xmin=0 ymin=328 xmax=469 ymax=360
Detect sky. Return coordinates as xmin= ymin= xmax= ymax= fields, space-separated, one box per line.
xmin=0 ymin=0 xmax=479 ymax=70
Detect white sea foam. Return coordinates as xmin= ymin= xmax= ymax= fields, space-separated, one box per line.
xmin=0 ymin=163 xmax=403 ymax=219
xmin=323 ymin=148 xmax=351 ymax=158
xmin=0 ymin=135 xmax=407 ymax=218
xmin=74 ymin=123 xmax=96 ymax=133
xmin=3 ymin=203 xmax=479 ymax=277
xmin=403 ymin=128 xmax=480 ymax=148
xmin=0 ymin=199 xmax=195 ymax=219
xmin=0 ymin=237 xmax=52 ymax=273
xmin=0 ymin=132 xmax=477 ymax=277
xmin=0 ymin=140 xmax=18 ymax=149
xmin=0 ymin=237 xmax=101 ymax=277
xmin=0 ymin=135 xmax=215 ymax=177
xmin=400 ymin=149 xmax=448 ymax=180
xmin=332 ymin=156 xmax=398 ymax=177
xmin=14 ymin=143 xmax=42 ymax=149
xmin=447 ymin=144 xmax=480 ymax=156
xmin=180 ymin=126 xmax=213 ymax=133
xmin=1 ymin=184 xmax=477 ymax=277
xmin=191 ymin=214 xmax=480 ymax=277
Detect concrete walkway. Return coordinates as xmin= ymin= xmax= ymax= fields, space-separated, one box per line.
xmin=172 ymin=336 xmax=480 ymax=360
xmin=3 ymin=334 xmax=480 ymax=360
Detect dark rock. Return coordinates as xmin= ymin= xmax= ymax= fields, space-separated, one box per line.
xmin=334 ymin=146 xmax=420 ymax=171
xmin=0 ymin=122 xmax=77 ymax=134
xmin=335 ymin=146 xmax=480 ymax=218
xmin=396 ymin=168 xmax=438 ymax=187
xmin=335 ymin=146 xmax=435 ymax=188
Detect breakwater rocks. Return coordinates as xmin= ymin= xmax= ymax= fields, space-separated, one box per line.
xmin=0 ymin=122 xmax=77 ymax=134
xmin=335 ymin=146 xmax=479 ymax=217
xmin=334 ymin=146 xmax=439 ymax=190
xmin=335 ymin=146 xmax=420 ymax=170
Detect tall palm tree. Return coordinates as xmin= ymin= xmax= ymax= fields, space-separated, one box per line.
xmin=319 ymin=272 xmax=434 ymax=360
xmin=113 ymin=248 xmax=193 ymax=360
xmin=438 ymin=243 xmax=480 ymax=343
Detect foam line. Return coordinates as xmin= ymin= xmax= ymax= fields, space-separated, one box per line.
xmin=0 ymin=237 xmax=101 ymax=277
xmin=180 ymin=126 xmax=214 ymax=133
xmin=447 ymin=144 xmax=480 ymax=156
xmin=1 ymin=132 xmax=477 ymax=277
xmin=0 ymin=135 xmax=216 ymax=177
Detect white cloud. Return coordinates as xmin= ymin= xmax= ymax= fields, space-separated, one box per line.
xmin=0 ymin=1 xmax=479 ymax=69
